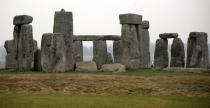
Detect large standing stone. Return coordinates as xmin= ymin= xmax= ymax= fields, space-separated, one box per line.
xmin=137 ymin=20 xmax=150 ymax=68
xmin=41 ymin=33 xmax=66 ymax=72
xmin=17 ymin=24 xmax=35 ymax=71
xmin=113 ymin=40 xmax=122 ymax=63
xmin=154 ymin=38 xmax=169 ymax=68
xmin=53 ymin=9 xmax=74 ymax=71
xmin=73 ymin=41 xmax=83 ymax=63
xmin=93 ymin=40 xmax=107 ymax=69
xmin=4 ymin=40 xmax=17 ymax=69
xmin=75 ymin=61 xmax=97 ymax=72
xmin=120 ymin=24 xmax=140 ymax=69
xmin=170 ymin=38 xmax=185 ymax=67
xmin=187 ymin=32 xmax=209 ymax=68
xmin=13 ymin=15 xmax=33 ymax=25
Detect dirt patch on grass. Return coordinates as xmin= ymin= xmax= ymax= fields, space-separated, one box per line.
xmin=0 ymin=74 xmax=210 ymax=96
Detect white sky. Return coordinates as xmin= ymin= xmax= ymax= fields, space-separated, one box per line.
xmin=0 ymin=0 xmax=210 ymax=46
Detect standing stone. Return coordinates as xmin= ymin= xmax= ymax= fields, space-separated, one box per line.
xmin=4 ymin=40 xmax=17 ymax=69
xmin=113 ymin=40 xmax=122 ymax=63
xmin=154 ymin=38 xmax=169 ymax=68
xmin=73 ymin=41 xmax=83 ymax=63
xmin=187 ymin=32 xmax=209 ymax=68
xmin=93 ymin=40 xmax=107 ymax=69
xmin=120 ymin=24 xmax=140 ymax=69
xmin=34 ymin=49 xmax=42 ymax=71
xmin=41 ymin=33 xmax=66 ymax=72
xmin=170 ymin=38 xmax=185 ymax=67
xmin=17 ymin=24 xmax=34 ymax=71
xmin=138 ymin=20 xmax=150 ymax=68
xmin=53 ymin=9 xmax=74 ymax=71
xmin=106 ymin=52 xmax=113 ymax=64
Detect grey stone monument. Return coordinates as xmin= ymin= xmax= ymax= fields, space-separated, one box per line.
xmin=73 ymin=41 xmax=83 ymax=63
xmin=93 ymin=40 xmax=107 ymax=69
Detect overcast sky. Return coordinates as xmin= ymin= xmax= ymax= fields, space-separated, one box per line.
xmin=1 ymin=0 xmax=210 ymax=46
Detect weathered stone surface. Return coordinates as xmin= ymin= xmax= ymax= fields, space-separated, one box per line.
xmin=137 ymin=24 xmax=150 ymax=68
xmin=41 ymin=33 xmax=66 ymax=72
xmin=53 ymin=9 xmax=74 ymax=71
xmin=154 ymin=38 xmax=169 ymax=68
xmin=106 ymin=52 xmax=113 ymax=64
xmin=170 ymin=38 xmax=185 ymax=67
xmin=93 ymin=40 xmax=107 ymax=69
xmin=73 ymin=35 xmax=121 ymax=41
xmin=17 ymin=24 xmax=35 ymax=71
xmin=187 ymin=32 xmax=209 ymax=68
xmin=4 ymin=40 xmax=17 ymax=69
xmin=75 ymin=61 xmax=97 ymax=72
xmin=101 ymin=63 xmax=126 ymax=72
xmin=34 ymin=49 xmax=42 ymax=71
xmin=73 ymin=41 xmax=83 ymax=63
xmin=120 ymin=24 xmax=140 ymax=69
xmin=127 ymin=59 xmax=141 ymax=69
xmin=159 ymin=33 xmax=178 ymax=39
xmin=119 ymin=14 xmax=142 ymax=24
xmin=13 ymin=15 xmax=33 ymax=25
xmin=113 ymin=40 xmax=122 ymax=63
xmin=142 ymin=20 xmax=150 ymax=29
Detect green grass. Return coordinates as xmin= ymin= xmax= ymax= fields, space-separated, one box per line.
xmin=0 ymin=92 xmax=210 ymax=108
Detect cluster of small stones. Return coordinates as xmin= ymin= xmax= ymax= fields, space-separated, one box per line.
xmin=4 ymin=15 xmax=39 ymax=71
xmin=154 ymin=32 xmax=209 ymax=69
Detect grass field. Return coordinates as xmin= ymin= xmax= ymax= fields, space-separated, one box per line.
xmin=0 ymin=69 xmax=210 ymax=108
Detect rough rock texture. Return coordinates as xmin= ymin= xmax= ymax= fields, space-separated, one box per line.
xmin=127 ymin=59 xmax=141 ymax=69
xmin=4 ymin=40 xmax=17 ymax=69
xmin=142 ymin=20 xmax=149 ymax=29
xmin=119 ymin=14 xmax=142 ymax=24
xmin=187 ymin=32 xmax=209 ymax=68
xmin=170 ymin=38 xmax=185 ymax=67
xmin=159 ymin=33 xmax=178 ymax=39
xmin=75 ymin=61 xmax=97 ymax=72
xmin=138 ymin=21 xmax=150 ymax=68
xmin=73 ymin=41 xmax=83 ymax=63
xmin=120 ymin=24 xmax=140 ymax=69
xmin=53 ymin=9 xmax=74 ymax=71
xmin=34 ymin=49 xmax=42 ymax=71
xmin=113 ymin=40 xmax=122 ymax=63
xmin=13 ymin=15 xmax=33 ymax=25
xmin=17 ymin=24 xmax=35 ymax=71
xmin=154 ymin=38 xmax=169 ymax=68
xmin=93 ymin=40 xmax=107 ymax=69
xmin=74 ymin=35 xmax=121 ymax=41
xmin=101 ymin=63 xmax=126 ymax=72
xmin=106 ymin=52 xmax=113 ymax=64
xmin=41 ymin=33 xmax=66 ymax=72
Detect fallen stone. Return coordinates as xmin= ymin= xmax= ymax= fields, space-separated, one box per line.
xmin=154 ymin=38 xmax=169 ymax=68
xmin=53 ymin=9 xmax=74 ymax=71
xmin=159 ymin=33 xmax=178 ymax=39
xmin=13 ymin=15 xmax=33 ymax=25
xmin=41 ymin=33 xmax=66 ymax=72
xmin=75 ymin=61 xmax=98 ymax=72
xmin=119 ymin=14 xmax=142 ymax=24
xmin=101 ymin=63 xmax=126 ymax=72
